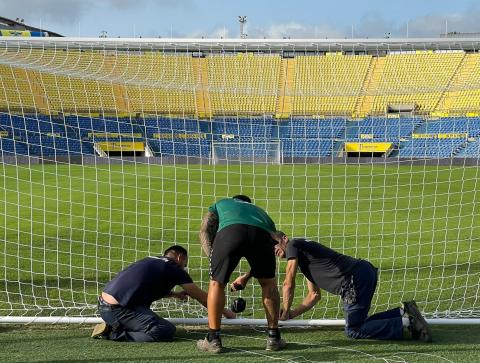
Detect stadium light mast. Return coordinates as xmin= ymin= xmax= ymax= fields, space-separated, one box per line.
xmin=238 ymin=16 xmax=247 ymax=39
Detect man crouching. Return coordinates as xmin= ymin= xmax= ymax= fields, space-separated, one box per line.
xmin=92 ymin=245 xmax=235 ymax=342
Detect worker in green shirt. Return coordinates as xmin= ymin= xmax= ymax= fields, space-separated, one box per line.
xmin=196 ymin=195 xmax=286 ymax=353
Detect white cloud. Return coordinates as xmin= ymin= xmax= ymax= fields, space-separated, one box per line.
xmin=249 ymin=22 xmax=345 ymax=39
xmin=352 ymin=5 xmax=480 ymax=38
xmin=209 ymin=27 xmax=231 ymax=39
xmin=0 ymin=0 xmax=194 ymax=27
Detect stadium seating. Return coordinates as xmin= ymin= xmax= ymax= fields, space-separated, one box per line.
xmin=137 ymin=116 xmax=210 ymax=157
xmin=0 ymin=114 xmax=28 ymax=140
xmin=0 ymin=137 xmax=29 ymax=155
xmin=4 ymin=50 xmax=480 ymax=118
xmin=346 ymin=117 xmax=424 ymax=141
xmin=27 ymin=135 xmax=91 ymax=156
xmin=121 ymin=54 xmax=197 ymax=114
xmin=398 ymin=138 xmax=467 ymax=158
xmin=147 ymin=139 xmax=211 ymax=157
xmin=455 ymin=139 xmax=480 ymax=157
xmin=40 ymin=73 xmax=118 ymax=113
xmin=292 ymin=54 xmax=371 ymax=116
xmin=206 ymin=53 xmax=281 ymax=115
xmin=282 ymin=139 xmax=337 ymax=157
xmin=414 ymin=117 xmax=480 ymax=136
xmin=1 ymin=113 xmax=480 ymax=159
xmin=369 ymin=52 xmax=464 ymax=115
xmin=65 ymin=115 xmax=139 ymax=139
xmin=139 ymin=117 xmax=210 ymax=136
xmin=437 ymin=54 xmax=480 ymax=114
xmin=212 ymin=117 xmax=276 ymax=141
xmin=280 ymin=118 xmax=346 ymax=139
xmin=0 ymin=65 xmax=38 ymax=110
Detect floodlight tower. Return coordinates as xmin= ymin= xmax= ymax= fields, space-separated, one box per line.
xmin=238 ymin=16 xmax=247 ymax=39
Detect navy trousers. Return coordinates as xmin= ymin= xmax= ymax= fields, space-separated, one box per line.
xmin=98 ymin=297 xmax=176 ymax=342
xmin=343 ymin=260 xmax=404 ymax=340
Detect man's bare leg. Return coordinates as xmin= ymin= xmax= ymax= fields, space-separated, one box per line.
xmin=257 ymin=277 xmax=280 ymax=328
xmin=197 ymin=279 xmax=226 ymax=353
xmin=207 ymin=279 xmax=225 ymax=330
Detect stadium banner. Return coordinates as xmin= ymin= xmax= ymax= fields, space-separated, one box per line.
xmin=0 ymin=30 xmax=31 ymax=37
xmin=97 ymin=141 xmax=144 ymax=151
xmin=152 ymin=132 xmax=207 ymax=139
xmin=344 ymin=142 xmax=392 ymax=152
xmin=88 ymin=132 xmax=142 ymax=138
xmin=412 ymin=133 xmax=468 ymax=139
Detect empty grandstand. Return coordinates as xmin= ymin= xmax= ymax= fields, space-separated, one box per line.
xmin=1 ymin=38 xmax=480 ymax=160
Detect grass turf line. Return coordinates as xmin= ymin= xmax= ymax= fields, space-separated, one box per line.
xmin=1 ymin=324 xmax=480 ymax=362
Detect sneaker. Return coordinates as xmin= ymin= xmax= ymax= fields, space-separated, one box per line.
xmin=91 ymin=322 xmax=111 ymax=339
xmin=266 ymin=337 xmax=287 ymax=351
xmin=403 ymin=301 xmax=432 ymax=343
xmin=196 ymin=337 xmax=223 ymax=353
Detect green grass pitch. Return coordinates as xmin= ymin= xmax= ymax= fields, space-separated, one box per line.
xmin=1 ymin=163 xmax=479 ymax=362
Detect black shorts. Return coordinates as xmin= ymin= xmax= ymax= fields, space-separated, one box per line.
xmin=209 ymin=224 xmax=276 ymax=284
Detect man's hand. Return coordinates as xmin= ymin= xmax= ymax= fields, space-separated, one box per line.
xmin=279 ymin=308 xmax=293 ymax=321
xmin=274 ymin=243 xmax=285 ymax=257
xmin=230 ymin=274 xmax=250 ymax=292
xmin=223 ymin=309 xmax=236 ymax=319
xmin=170 ymin=291 xmax=188 ymax=301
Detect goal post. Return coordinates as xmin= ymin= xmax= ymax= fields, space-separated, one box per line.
xmin=0 ymin=37 xmax=479 ymax=326
xmin=211 ymin=141 xmax=282 ymax=165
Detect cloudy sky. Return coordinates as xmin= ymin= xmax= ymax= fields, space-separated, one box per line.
xmin=1 ymin=0 xmax=480 ymax=39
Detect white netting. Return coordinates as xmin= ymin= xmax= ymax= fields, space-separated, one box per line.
xmin=0 ymin=38 xmax=479 ymax=323
xmin=211 ymin=142 xmax=281 ymax=164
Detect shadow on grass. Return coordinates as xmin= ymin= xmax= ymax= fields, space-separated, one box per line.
xmin=4 ymin=324 xmax=480 ymax=363
xmin=0 ymin=325 xmax=18 ymax=334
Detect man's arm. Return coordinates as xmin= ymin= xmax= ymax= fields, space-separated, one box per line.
xmin=181 ymin=282 xmax=235 ymax=319
xmin=199 ymin=211 xmax=218 ymax=256
xmin=280 ymin=258 xmax=298 ymax=320
xmin=290 ymin=280 xmax=321 ymax=318
xmin=230 ymin=270 xmax=252 ymax=291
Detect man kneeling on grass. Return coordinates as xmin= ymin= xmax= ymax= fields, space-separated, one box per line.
xmin=92 ymin=245 xmax=235 ymax=342
xmin=232 ymin=232 xmax=432 ymax=342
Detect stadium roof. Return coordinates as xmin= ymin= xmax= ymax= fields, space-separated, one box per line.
xmin=0 ymin=37 xmax=479 ymax=52
xmin=0 ymin=16 xmax=63 ymax=37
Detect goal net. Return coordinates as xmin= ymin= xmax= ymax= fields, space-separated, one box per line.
xmin=211 ymin=141 xmax=281 ymax=164
xmin=0 ymin=38 xmax=479 ymax=324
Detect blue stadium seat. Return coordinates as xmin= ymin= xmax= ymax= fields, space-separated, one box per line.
xmin=398 ymin=138 xmax=467 ymax=158
xmin=279 ymin=118 xmax=346 ymax=139
xmin=140 ymin=117 xmax=210 ymax=136
xmin=0 ymin=138 xmax=29 ymax=155
xmin=415 ymin=117 xmax=480 ymax=137
xmin=455 ymin=139 xmax=480 ymax=157
xmin=3 ymin=112 xmax=479 ymax=159
xmin=212 ymin=117 xmax=275 ymax=141
xmin=346 ymin=117 xmax=424 ymax=141
xmin=28 ymin=135 xmax=94 ymax=156
xmin=65 ymin=116 xmax=139 ymax=140
xmin=147 ymin=138 xmax=211 ymax=157
xmin=282 ymin=139 xmax=336 ymax=157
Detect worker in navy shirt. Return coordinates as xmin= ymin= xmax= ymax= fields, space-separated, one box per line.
xmin=232 ymin=233 xmax=432 ymax=342
xmin=91 ymin=245 xmax=235 ymax=342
